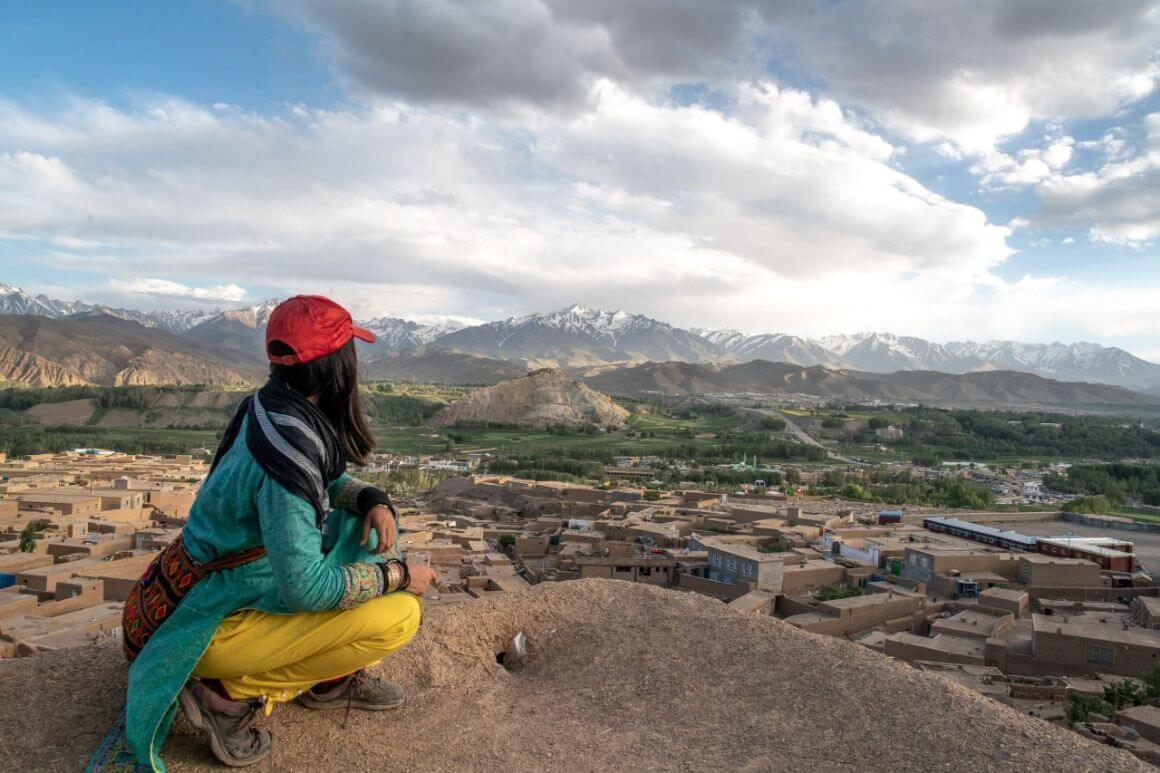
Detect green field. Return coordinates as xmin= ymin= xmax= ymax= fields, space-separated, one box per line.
xmin=5 ymin=384 xmax=1160 ymax=506
xmin=1 ymin=384 xmax=813 ymax=472
xmin=374 ymin=404 xmax=787 ymax=459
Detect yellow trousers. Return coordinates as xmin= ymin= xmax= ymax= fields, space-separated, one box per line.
xmin=192 ymin=593 xmax=422 ymax=707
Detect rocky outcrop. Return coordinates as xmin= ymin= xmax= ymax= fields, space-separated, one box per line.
xmin=0 ymin=581 xmax=1145 ymax=771
xmin=429 ymin=368 xmax=630 ymax=430
xmin=0 ymin=346 xmax=88 ymax=386
xmin=111 ymin=350 xmax=258 ymax=387
xmin=0 ymin=314 xmax=263 ymax=387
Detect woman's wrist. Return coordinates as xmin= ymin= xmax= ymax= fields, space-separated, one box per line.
xmin=379 ymin=559 xmax=409 ymax=592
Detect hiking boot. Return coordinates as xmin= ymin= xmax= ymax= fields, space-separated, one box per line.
xmin=178 ymin=680 xmax=272 ymax=768
xmin=298 ymin=670 xmax=405 ymax=711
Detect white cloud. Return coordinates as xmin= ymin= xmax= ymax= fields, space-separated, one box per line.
xmin=110 ymin=277 xmax=247 ymax=303
xmin=0 ymin=81 xmax=1155 ymax=351
xmin=0 ymin=85 xmax=1012 ymax=324
xmin=274 ymin=0 xmax=1160 ymax=158
xmin=974 ymin=135 xmax=1075 ymax=186
xmin=1033 ymin=113 xmax=1160 ymax=244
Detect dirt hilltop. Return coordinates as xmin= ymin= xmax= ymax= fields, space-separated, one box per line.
xmin=429 ymin=367 xmax=630 ymax=430
xmin=0 ymin=580 xmax=1145 ymax=772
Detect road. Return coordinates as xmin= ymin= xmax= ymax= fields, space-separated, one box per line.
xmin=742 ymin=407 xmax=860 ymax=464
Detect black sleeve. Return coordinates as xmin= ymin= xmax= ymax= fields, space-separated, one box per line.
xmin=356 ymin=486 xmax=394 ymax=516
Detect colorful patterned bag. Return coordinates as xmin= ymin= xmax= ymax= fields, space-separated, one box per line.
xmin=122 ymin=536 xmax=266 ymax=661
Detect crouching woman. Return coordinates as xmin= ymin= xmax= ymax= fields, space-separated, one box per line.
xmin=94 ymin=296 xmax=436 ymax=771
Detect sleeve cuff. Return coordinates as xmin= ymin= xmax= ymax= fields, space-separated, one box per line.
xmin=337 ymin=563 xmax=384 ymax=609
xmin=330 ymin=475 xmax=368 ymax=513
xmin=356 ymin=487 xmax=393 ymax=515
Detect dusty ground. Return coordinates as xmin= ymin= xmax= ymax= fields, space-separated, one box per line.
xmin=23 ymin=397 xmax=96 ymax=425
xmin=0 ymin=580 xmax=1146 ymax=772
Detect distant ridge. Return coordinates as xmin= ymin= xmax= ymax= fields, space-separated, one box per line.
xmin=579 ymin=359 xmax=1160 ymax=409
xmin=0 ymin=314 xmax=263 ymax=387
xmin=432 ymin=304 xmax=720 ymax=367
xmin=362 ymin=349 xmax=528 ymax=384
xmin=2 ymin=282 xmax=1159 ymax=390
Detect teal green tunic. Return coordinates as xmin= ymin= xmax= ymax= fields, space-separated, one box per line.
xmin=125 ymin=417 xmax=383 ymax=771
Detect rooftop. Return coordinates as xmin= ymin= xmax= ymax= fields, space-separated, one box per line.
xmin=1032 ymin=614 xmax=1160 ymax=648
xmin=922 ymin=517 xmax=1038 ymax=548
xmin=1019 ymin=554 xmax=1098 ymax=566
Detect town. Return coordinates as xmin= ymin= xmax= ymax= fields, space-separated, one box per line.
xmin=5 ymin=448 xmax=1160 ymax=763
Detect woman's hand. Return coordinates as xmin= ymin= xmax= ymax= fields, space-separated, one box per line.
xmin=360 ymin=504 xmax=396 ymax=555
xmin=404 ymin=562 xmax=438 ymax=596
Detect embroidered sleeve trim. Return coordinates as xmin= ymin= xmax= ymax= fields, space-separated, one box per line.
xmin=331 ymin=475 xmax=370 ymax=513
xmin=337 ymin=562 xmax=384 ymax=609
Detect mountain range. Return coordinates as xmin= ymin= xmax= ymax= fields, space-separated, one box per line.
xmin=2 ymin=282 xmax=1159 ymax=395
xmin=578 ymin=360 xmax=1160 ymax=408
xmin=0 ymin=313 xmax=263 ymax=387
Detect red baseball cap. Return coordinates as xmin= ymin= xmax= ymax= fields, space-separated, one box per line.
xmin=265 ymin=295 xmax=375 ymax=365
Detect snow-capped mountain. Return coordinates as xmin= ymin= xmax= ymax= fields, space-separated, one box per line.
xmin=691 ymin=326 xmax=1160 ymax=390
xmin=0 ymin=282 xmax=97 ymax=318
xmin=944 ymin=340 xmax=1160 ymax=390
xmin=180 ymin=299 xmax=283 ymax=359
xmin=3 ymin=282 xmax=1159 ymax=390
xmin=0 ymin=282 xmax=218 ymax=333
xmin=433 ymin=304 xmax=720 ymax=366
xmin=363 ymin=317 xmax=462 ymax=351
xmin=820 ymin=332 xmax=965 ymax=373
xmin=694 ymin=328 xmax=848 ymax=368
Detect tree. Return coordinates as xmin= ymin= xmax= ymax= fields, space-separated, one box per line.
xmin=759 ymin=415 xmax=787 ymax=432
xmin=18 ymin=522 xmax=39 ymax=553
xmin=1103 ymin=680 xmax=1143 ymax=711
xmin=815 ymin=584 xmax=862 ymax=601
xmin=1144 ymin=664 xmax=1160 ymax=699
xmin=1066 ymin=692 xmax=1111 ymax=724
xmin=1064 ymin=495 xmax=1113 ymax=515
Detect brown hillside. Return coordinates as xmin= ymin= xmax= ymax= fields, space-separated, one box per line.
xmin=0 ymin=345 xmax=88 ymax=386
xmin=581 ymin=359 xmax=1160 ymax=408
xmin=362 ymin=349 xmax=527 ymax=384
xmin=0 ymin=581 xmax=1143 ymax=772
xmin=0 ymin=314 xmax=264 ymax=387
xmin=429 ymin=368 xmax=630 ymax=430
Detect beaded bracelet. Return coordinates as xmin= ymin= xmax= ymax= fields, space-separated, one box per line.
xmin=382 ymin=559 xmax=411 ymax=592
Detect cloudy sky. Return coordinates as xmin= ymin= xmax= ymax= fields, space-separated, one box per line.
xmin=1 ymin=1 xmax=1159 ymax=355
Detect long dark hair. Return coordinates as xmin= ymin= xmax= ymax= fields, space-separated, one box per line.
xmin=268 ymin=338 xmax=375 ymax=466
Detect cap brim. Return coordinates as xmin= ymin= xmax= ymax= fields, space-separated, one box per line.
xmin=352 ymin=325 xmax=376 ymax=344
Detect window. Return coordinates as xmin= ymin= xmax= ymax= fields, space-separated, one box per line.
xmin=726 ymin=558 xmax=737 ymax=572
xmin=1086 ymin=646 xmax=1113 ymax=667
xmin=711 ymin=554 xmax=722 ymax=567
xmin=741 ymin=562 xmax=754 ymax=578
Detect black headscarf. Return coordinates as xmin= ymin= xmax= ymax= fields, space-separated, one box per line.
xmin=209 ymin=377 xmax=345 ymax=529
